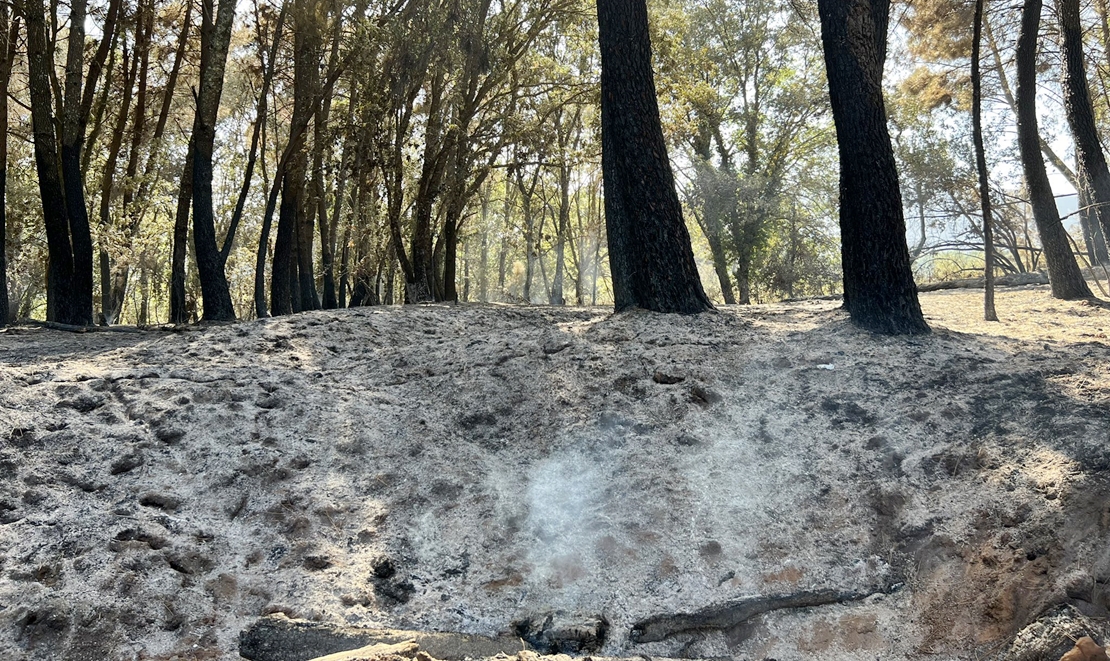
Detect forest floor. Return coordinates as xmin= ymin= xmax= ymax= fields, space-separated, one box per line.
xmin=1 ymin=284 xmax=1110 ymax=660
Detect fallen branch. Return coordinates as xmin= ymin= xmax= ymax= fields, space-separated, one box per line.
xmin=630 ymin=584 xmax=900 ymax=643
xmin=15 ymin=319 xmax=150 ymax=333
xmin=917 ymin=271 xmax=1048 ymax=292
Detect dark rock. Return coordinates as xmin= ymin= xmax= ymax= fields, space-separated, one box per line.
xmin=699 ymin=540 xmax=723 ymax=558
xmin=257 ymin=395 xmax=285 ymax=410
xmin=110 ymin=453 xmax=144 ymax=475
xmin=58 ymin=471 xmax=103 ymax=492
xmin=690 ymin=384 xmax=722 ymax=407
xmin=55 ymin=395 xmax=105 ymax=413
xmin=0 ymin=498 xmax=22 ymax=524
xmin=653 ymin=369 xmax=685 ymax=385
xmin=303 ymin=555 xmax=332 ymax=571
xmin=139 ymin=492 xmax=183 ymax=512
xmin=542 ymin=340 xmax=571 ymax=355
xmin=165 ymin=547 xmax=215 ymax=575
xmin=111 ymin=528 xmax=168 ymax=551
xmin=238 ymin=614 xmax=526 ymax=661
xmin=153 ymin=427 xmax=186 ymax=444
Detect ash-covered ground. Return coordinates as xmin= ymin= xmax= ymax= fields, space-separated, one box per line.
xmin=2 ymin=285 xmax=1109 ymax=660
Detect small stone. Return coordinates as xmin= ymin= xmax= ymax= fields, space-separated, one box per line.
xmin=56 ymin=395 xmax=105 ymax=413
xmin=652 ymin=369 xmax=685 ymax=385
xmin=110 ymin=453 xmax=144 ymax=475
xmin=139 ymin=492 xmax=183 ymax=512
xmin=304 ymin=555 xmax=333 ymax=571
xmin=542 ymin=340 xmax=571 ymax=355
xmin=154 ymin=427 xmax=185 ymax=444
xmin=165 ymin=547 xmax=215 ymax=575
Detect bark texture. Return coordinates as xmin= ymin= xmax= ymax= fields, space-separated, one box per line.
xmin=596 ymin=0 xmax=712 ymax=314
xmin=190 ymin=0 xmax=238 ymax=320
xmin=1058 ymin=0 xmax=1110 ymax=263
xmin=818 ymin=0 xmax=929 ymax=333
xmin=1015 ymin=0 xmax=1092 ymax=299
xmin=972 ymin=0 xmax=999 ymax=321
xmin=0 ymin=12 xmax=16 ymax=325
xmin=25 ymin=0 xmax=84 ymax=324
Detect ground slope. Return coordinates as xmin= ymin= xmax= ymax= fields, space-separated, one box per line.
xmin=1 ymin=285 xmax=1109 ymax=660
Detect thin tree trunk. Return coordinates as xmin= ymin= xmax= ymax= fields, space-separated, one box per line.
xmin=317 ymin=10 xmax=342 ymax=309
xmin=817 ymin=0 xmax=929 ymax=333
xmin=973 ymin=0 xmax=999 ymax=321
xmin=596 ymin=0 xmax=711 ymax=314
xmin=97 ymin=45 xmax=137 ymax=324
xmin=221 ymin=0 xmax=287 ymax=269
xmin=0 ymin=13 xmax=15 ymax=325
xmin=551 ymin=161 xmax=570 ymax=306
xmin=1078 ymin=180 xmax=1110 ymax=262
xmin=1015 ymin=0 xmax=1092 ymax=299
xmin=170 ymin=140 xmax=194 ymax=324
xmin=108 ymin=1 xmax=154 ymax=323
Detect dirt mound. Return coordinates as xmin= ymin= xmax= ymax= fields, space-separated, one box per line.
xmin=1 ymin=286 xmax=1109 ymax=659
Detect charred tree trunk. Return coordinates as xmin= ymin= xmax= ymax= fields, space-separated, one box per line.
xmin=190 ymin=0 xmax=237 ymax=320
xmin=271 ymin=0 xmax=319 ymax=315
xmin=973 ymin=0 xmax=999 ymax=321
xmin=317 ymin=14 xmax=343 ymax=310
xmin=0 ymin=12 xmax=16 ymax=325
xmin=222 ymin=0 xmax=286 ymax=271
xmin=294 ymin=0 xmax=321 ymax=312
xmin=1016 ymin=0 xmax=1092 ymax=299
xmin=97 ymin=45 xmax=137 ymax=324
xmin=26 ymin=0 xmax=80 ymax=324
xmin=108 ymin=0 xmax=154 ymax=323
xmin=407 ymin=67 xmax=447 ymax=304
xmin=170 ymin=141 xmax=194 ymax=324
xmin=596 ymin=0 xmax=711 ymax=314
xmin=1058 ymin=0 xmax=1110 ymax=263
xmin=60 ymin=0 xmax=95 ymax=325
xmin=551 ymin=160 xmax=571 ymax=306
xmin=817 ymin=0 xmax=929 ymax=333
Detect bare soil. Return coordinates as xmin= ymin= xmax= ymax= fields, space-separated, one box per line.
xmin=1 ymin=284 xmax=1109 ymax=660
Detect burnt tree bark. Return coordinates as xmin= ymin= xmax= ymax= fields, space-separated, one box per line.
xmin=973 ymin=0 xmax=999 ymax=321
xmin=222 ymin=0 xmax=286 ymax=271
xmin=26 ymin=0 xmax=81 ymax=323
xmin=190 ymin=0 xmax=238 ymax=320
xmin=97 ymin=44 xmax=138 ymax=324
xmin=1058 ymin=0 xmax=1110 ymax=264
xmin=272 ymin=0 xmax=321 ymax=315
xmin=171 ymin=141 xmax=194 ymax=324
xmin=1015 ymin=0 xmax=1092 ymax=299
xmin=596 ymin=0 xmax=712 ymax=314
xmin=0 ymin=12 xmax=16 ymax=325
xmin=817 ymin=0 xmax=929 ymax=333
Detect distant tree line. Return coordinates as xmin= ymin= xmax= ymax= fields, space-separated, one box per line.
xmin=0 ymin=0 xmax=1104 ymax=333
